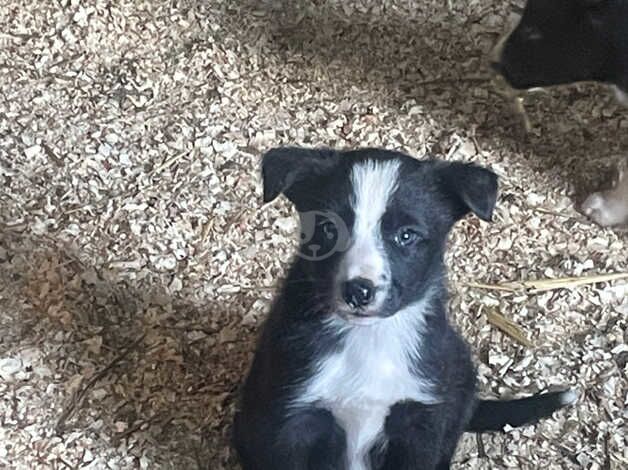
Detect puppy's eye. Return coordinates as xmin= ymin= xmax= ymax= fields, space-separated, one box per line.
xmin=521 ymin=25 xmax=542 ymax=41
xmin=319 ymin=220 xmax=337 ymax=240
xmin=394 ymin=227 xmax=422 ymax=247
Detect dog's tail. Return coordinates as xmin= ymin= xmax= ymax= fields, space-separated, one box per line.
xmin=467 ymin=389 xmax=577 ymax=432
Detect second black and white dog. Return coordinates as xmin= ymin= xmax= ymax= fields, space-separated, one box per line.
xmin=233 ymin=147 xmax=575 ymax=470
xmin=490 ymin=0 xmax=628 ymax=227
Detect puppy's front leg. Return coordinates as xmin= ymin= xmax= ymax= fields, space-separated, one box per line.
xmin=375 ymin=401 xmax=446 ymax=470
xmin=273 ymin=408 xmax=346 ymax=470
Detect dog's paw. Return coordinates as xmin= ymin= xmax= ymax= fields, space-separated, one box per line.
xmin=582 ymin=192 xmax=613 ymax=226
xmin=581 ymin=191 xmax=628 ymax=227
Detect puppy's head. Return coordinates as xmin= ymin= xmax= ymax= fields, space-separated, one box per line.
xmin=263 ymin=147 xmax=498 ymax=323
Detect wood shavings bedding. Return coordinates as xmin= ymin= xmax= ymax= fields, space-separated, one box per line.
xmin=0 ymin=1 xmax=625 ymax=469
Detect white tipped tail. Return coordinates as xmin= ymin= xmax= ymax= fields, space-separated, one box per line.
xmin=559 ymin=389 xmax=578 ymax=406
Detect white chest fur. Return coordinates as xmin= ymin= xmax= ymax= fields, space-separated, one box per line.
xmin=292 ymin=306 xmax=439 ymax=470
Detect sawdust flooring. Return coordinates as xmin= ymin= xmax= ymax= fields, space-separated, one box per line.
xmin=0 ymin=1 xmax=626 ymax=469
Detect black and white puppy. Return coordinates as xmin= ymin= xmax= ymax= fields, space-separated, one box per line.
xmin=233 ymin=147 xmax=575 ymax=470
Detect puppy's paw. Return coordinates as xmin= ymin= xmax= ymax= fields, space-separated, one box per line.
xmin=582 ymin=192 xmax=613 ymax=226
xmin=384 ymin=401 xmax=440 ymax=438
xmin=581 ymin=191 xmax=628 ymax=227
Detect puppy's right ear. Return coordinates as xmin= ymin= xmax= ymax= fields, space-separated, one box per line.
xmin=262 ymin=147 xmax=339 ymax=203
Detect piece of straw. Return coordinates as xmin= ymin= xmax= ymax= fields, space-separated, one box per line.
xmin=485 ymin=308 xmax=534 ymax=348
xmin=467 ymin=272 xmax=628 ymax=294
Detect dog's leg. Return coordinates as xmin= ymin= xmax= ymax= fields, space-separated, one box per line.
xmin=273 ymin=407 xmax=346 ymax=470
xmin=376 ymin=401 xmax=447 ymax=470
xmin=433 ymin=407 xmax=472 ymax=470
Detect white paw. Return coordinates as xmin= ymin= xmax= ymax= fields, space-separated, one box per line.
xmin=581 ymin=191 xmax=628 ymax=227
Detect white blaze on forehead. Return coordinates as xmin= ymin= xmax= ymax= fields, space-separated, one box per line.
xmin=342 ymin=159 xmax=401 ymax=284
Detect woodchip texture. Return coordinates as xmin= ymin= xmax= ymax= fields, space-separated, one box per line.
xmin=0 ymin=1 xmax=626 ymax=469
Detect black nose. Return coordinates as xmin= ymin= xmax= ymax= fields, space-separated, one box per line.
xmin=342 ymin=278 xmax=375 ymax=309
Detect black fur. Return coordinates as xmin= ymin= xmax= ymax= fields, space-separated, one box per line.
xmin=233 ymin=147 xmax=573 ymax=470
xmin=494 ymin=0 xmax=628 ymax=93
xmin=467 ymin=391 xmax=572 ymax=432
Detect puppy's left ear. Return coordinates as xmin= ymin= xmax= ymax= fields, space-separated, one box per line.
xmin=438 ymin=162 xmax=498 ymax=222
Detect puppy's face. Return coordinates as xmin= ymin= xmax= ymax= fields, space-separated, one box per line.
xmin=263 ymin=148 xmax=498 ymax=322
